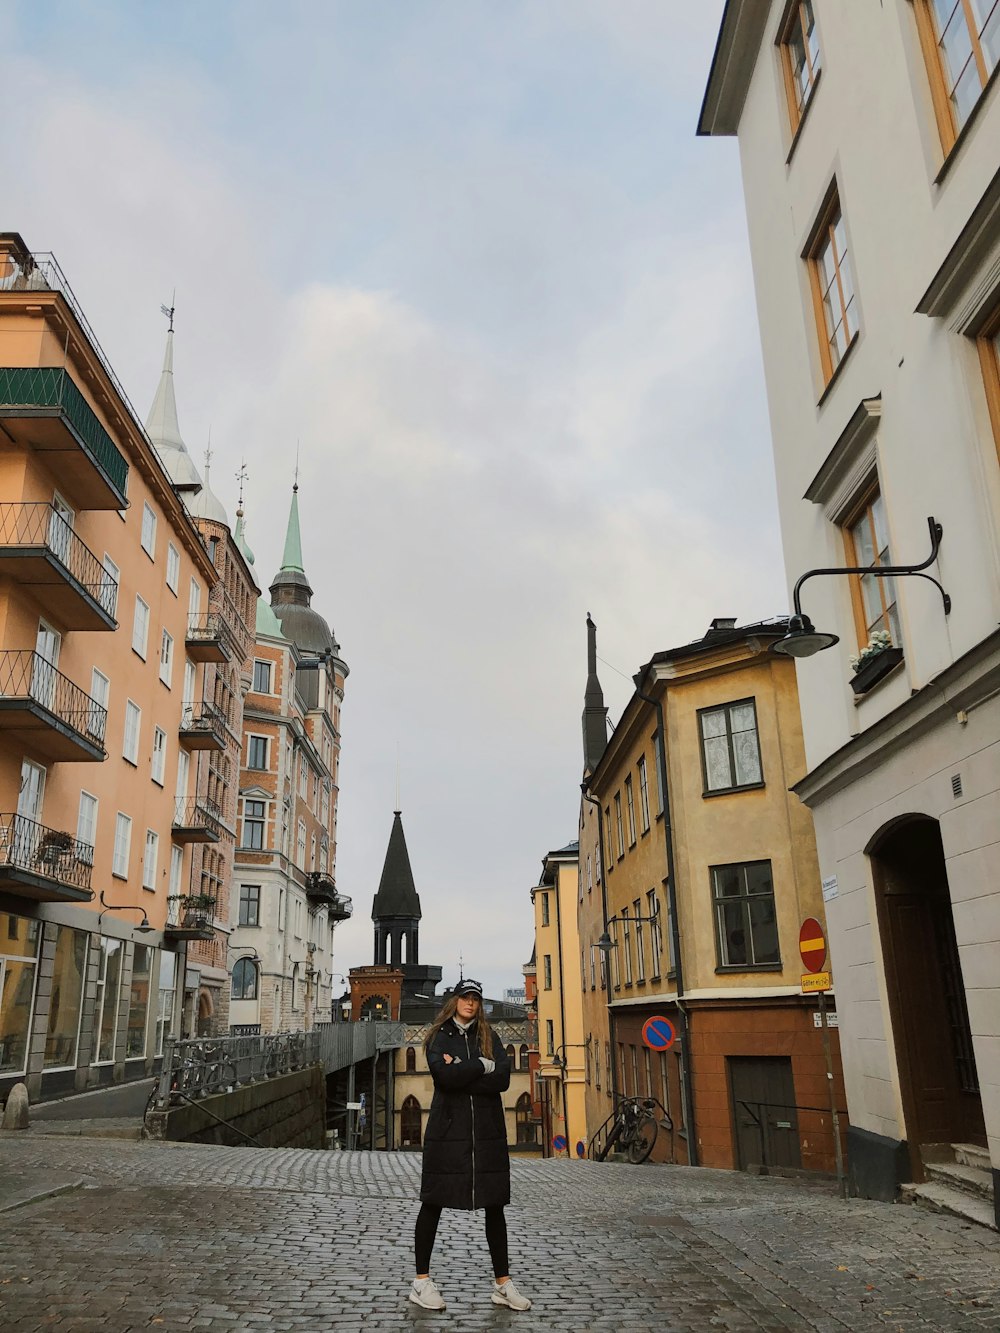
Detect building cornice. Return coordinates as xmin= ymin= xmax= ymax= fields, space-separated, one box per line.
xmin=794 ymin=627 xmax=1000 ymax=806
xmin=803 ymin=395 xmax=882 ymax=519
xmin=916 ymin=161 xmax=1000 ymax=331
xmin=697 ymin=0 xmax=772 ymax=138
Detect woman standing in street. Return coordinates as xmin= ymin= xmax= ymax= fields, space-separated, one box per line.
xmin=409 ymin=978 xmax=532 ymax=1313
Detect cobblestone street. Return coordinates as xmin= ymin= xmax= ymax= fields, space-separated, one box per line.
xmin=1 ymin=1137 xmax=999 ymax=1332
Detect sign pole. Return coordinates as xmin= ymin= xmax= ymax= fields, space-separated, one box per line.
xmin=819 ymin=988 xmax=846 ymax=1200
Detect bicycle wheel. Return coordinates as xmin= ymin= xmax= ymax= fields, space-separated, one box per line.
xmin=627 ymin=1115 xmax=658 ymax=1164
xmin=617 ymin=1113 xmax=638 ymax=1149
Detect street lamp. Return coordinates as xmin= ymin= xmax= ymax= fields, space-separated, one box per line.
xmin=98 ymin=890 xmax=153 ymax=933
xmin=550 ymin=1041 xmax=589 ymax=1070
xmin=773 ymin=515 xmax=950 ymax=659
xmin=596 ymin=911 xmax=663 ymax=957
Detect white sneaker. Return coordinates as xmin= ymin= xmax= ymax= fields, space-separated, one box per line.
xmin=409 ymin=1277 xmax=446 ymax=1310
xmin=491 ymin=1279 xmax=532 ymax=1311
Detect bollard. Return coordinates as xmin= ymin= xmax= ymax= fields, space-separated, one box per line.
xmin=1 ymin=1081 xmax=30 ymax=1131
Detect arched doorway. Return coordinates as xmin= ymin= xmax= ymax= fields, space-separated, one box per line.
xmin=361 ymin=994 xmax=391 ymax=1021
xmin=870 ymin=815 xmax=985 ymax=1172
xmin=515 ymin=1091 xmax=534 ymax=1145
xmin=400 ymin=1095 xmax=422 ymax=1147
xmin=197 ymin=988 xmax=213 ymax=1038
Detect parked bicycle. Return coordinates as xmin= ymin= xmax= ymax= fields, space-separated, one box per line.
xmin=590 ymin=1094 xmax=671 ymax=1164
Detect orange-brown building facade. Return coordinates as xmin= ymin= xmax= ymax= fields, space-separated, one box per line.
xmin=579 ymin=616 xmax=845 ymax=1175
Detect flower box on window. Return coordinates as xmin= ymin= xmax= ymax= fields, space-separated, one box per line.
xmin=850 ymin=645 xmax=904 ymax=696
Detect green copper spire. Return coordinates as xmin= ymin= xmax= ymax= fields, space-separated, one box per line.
xmin=280 ymin=484 xmax=305 ymax=574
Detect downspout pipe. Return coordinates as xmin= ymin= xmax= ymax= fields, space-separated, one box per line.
xmin=580 ymin=783 xmax=618 ymax=1104
xmin=633 ymin=679 xmax=698 ymax=1166
xmin=551 ymin=865 xmax=571 ymax=1151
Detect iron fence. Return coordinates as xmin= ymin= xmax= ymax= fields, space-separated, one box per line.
xmin=0 ymin=502 xmax=118 ymax=618
xmin=0 ymin=812 xmax=94 ymax=891
xmin=179 ymin=700 xmax=228 ymax=740
xmin=186 ymin=611 xmax=237 ymax=656
xmin=0 ymin=649 xmax=107 ymax=747
xmin=314 ymin=1020 xmax=405 ymax=1073
xmin=172 ymin=796 xmax=223 ymax=835
xmin=151 ymin=1031 xmax=320 ymax=1110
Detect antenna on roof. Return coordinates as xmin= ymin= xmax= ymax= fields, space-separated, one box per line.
xmin=395 ymin=742 xmax=400 ymax=813
xmin=204 ymin=426 xmax=213 ymax=479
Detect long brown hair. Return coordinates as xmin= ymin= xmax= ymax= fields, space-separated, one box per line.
xmin=424 ymin=993 xmax=495 ymax=1058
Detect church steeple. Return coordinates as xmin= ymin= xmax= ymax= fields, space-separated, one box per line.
xmin=372 ymin=810 xmax=421 ymax=968
xmin=582 ymin=613 xmax=608 ymax=776
xmin=145 ymin=307 xmax=203 ymax=492
xmin=270 ymin=484 xmax=315 ymax=609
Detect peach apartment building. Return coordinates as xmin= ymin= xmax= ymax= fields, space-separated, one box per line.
xmin=0 ymin=233 xmax=229 ymax=1100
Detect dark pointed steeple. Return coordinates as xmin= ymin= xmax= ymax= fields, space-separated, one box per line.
xmin=372 ymin=810 xmax=421 ymax=921
xmin=582 ymin=613 xmax=608 ymax=776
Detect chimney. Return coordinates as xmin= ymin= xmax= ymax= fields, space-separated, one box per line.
xmin=582 ymin=614 xmax=608 ymax=776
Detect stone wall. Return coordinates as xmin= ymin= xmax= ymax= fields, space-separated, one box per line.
xmin=144 ymin=1064 xmax=325 ymax=1149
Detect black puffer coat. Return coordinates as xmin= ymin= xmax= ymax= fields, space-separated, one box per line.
xmin=420 ymin=1018 xmax=512 ymax=1210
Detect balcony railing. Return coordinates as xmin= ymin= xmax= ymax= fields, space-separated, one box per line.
xmin=0 ymin=367 xmax=129 ymax=504
xmin=0 ymin=812 xmax=94 ymax=898
xmin=0 ymin=503 xmax=118 ymax=627
xmin=172 ymin=796 xmax=222 ymax=842
xmin=0 ymin=649 xmax=107 ymax=757
xmin=305 ymin=872 xmax=353 ymax=921
xmin=178 ymin=700 xmax=227 ymax=750
xmin=186 ymin=611 xmax=235 ymax=663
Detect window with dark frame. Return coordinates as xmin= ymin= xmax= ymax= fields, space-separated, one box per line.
xmin=637 ymin=755 xmax=651 ymax=833
xmin=807 ymin=191 xmax=859 ymax=383
xmin=252 ymin=659 xmax=272 ymax=693
xmin=779 ymin=0 xmax=822 ymax=130
xmin=712 ymin=860 xmax=781 ymax=969
xmin=238 ymin=884 xmax=260 ymax=927
xmin=247 ymin=735 xmax=269 ymax=770
xmin=543 ymin=954 xmax=552 ymax=990
xmin=242 ymin=799 xmax=266 ymax=850
xmin=700 ymin=698 xmax=763 ymax=793
xmin=541 ymin=892 xmax=550 ymax=926
xmin=231 ymin=957 xmax=258 ymax=1001
xmin=625 ymin=776 xmax=637 ymax=846
xmin=614 ymin=792 xmax=625 ymax=858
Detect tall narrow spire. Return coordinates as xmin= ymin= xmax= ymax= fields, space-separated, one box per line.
xmin=372 ymin=811 xmax=422 ymax=920
xmin=582 ymin=613 xmax=608 ymax=776
xmin=280 ymin=484 xmax=306 ymax=574
xmin=146 ymin=306 xmax=202 ymax=491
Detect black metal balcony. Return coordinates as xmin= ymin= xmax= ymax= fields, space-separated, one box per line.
xmin=0 ymin=650 xmax=106 ymax=760
xmin=305 ymin=872 xmax=353 ymax=921
xmin=0 ymin=368 xmax=129 ymax=510
xmin=178 ymin=700 xmax=227 ymax=752
xmin=172 ymin=796 xmax=222 ymax=844
xmin=186 ymin=612 xmax=234 ymax=664
xmin=0 ymin=813 xmax=94 ymax=902
xmin=0 ymin=503 xmax=118 ymax=629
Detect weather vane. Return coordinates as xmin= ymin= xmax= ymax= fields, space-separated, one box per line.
xmin=235 ymin=459 xmax=248 ymax=510
xmin=159 ymin=290 xmax=176 ymax=333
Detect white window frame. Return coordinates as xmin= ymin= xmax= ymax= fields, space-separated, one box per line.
xmin=252 ymin=659 xmax=273 ymax=694
xmin=123 ymin=700 xmax=141 ymax=766
xmin=637 ymin=755 xmax=650 ymax=833
xmin=132 ymin=595 xmax=149 ymax=659
xmin=90 ymin=668 xmax=110 ymax=742
xmin=103 ymin=554 xmax=120 ymax=619
xmin=142 ymin=829 xmax=159 ymax=891
xmin=151 ymin=727 xmax=167 ymax=786
xmin=247 ymin=734 xmax=270 ymax=770
xmin=166 ymin=542 xmax=180 ymax=594
xmin=169 ymin=844 xmax=183 ymax=897
xmin=76 ymin=790 xmax=98 ymax=864
xmin=112 ymin=812 xmax=132 ymax=879
xmin=159 ymin=629 xmax=174 ymax=687
xmin=647 ymin=889 xmax=662 ymax=976
xmin=141 ymin=502 xmax=157 ymax=558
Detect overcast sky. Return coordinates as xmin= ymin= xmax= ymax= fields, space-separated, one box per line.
xmin=4 ymin=1 xmax=786 ymax=1001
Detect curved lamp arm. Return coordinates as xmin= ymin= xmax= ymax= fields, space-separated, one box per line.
xmin=792 ymin=516 xmax=950 ymax=618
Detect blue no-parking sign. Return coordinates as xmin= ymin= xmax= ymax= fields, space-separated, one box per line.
xmin=642 ymin=1016 xmax=676 ymax=1052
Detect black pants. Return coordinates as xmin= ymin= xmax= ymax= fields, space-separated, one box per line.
xmin=415 ymin=1203 xmax=509 ymax=1279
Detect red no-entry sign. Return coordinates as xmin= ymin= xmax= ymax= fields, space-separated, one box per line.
xmin=799 ymin=917 xmax=827 ymax=973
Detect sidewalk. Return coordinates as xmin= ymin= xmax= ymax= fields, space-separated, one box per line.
xmin=1 ymin=1132 xmax=998 ymax=1331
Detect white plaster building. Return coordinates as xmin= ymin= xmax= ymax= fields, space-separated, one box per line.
xmin=700 ymin=2 xmax=1000 ymax=1220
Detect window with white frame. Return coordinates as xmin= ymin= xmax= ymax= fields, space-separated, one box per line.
xmin=622 ymin=906 xmax=633 ymax=984
xmin=604 ymin=807 xmax=614 ymax=873
xmin=142 ymin=830 xmax=158 ymax=890
xmin=132 ymin=596 xmax=149 ymax=658
xmin=633 ymin=897 xmax=645 ymax=981
xmin=76 ymin=791 xmax=98 ymax=863
xmin=296 ymin=818 xmax=307 ymax=868
xmin=166 ymin=542 xmax=180 ymax=593
xmin=169 ymin=845 xmax=183 ymax=897
xmin=123 ymin=700 xmax=141 ymax=765
xmin=625 ymin=776 xmax=637 ymax=847
xmin=700 ymin=699 xmax=763 ymax=794
xmin=614 ymin=792 xmax=624 ymax=858
xmin=141 ymin=502 xmax=157 ymax=558
xmin=112 ymin=813 xmax=132 ymax=878
xmin=159 ymin=629 xmax=174 ymax=687
xmin=252 ymin=659 xmax=272 ymax=693
xmin=151 ymin=727 xmax=167 ymax=785
xmin=242 ymin=799 xmax=266 ymax=850
xmin=103 ymin=554 xmax=120 ymax=619
xmin=637 ymin=755 xmax=650 ymax=833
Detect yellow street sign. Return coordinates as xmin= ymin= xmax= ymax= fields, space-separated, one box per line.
xmin=801 ymin=970 xmax=832 ymax=993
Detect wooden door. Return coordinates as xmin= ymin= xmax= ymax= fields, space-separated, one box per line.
xmin=729 ymin=1055 xmax=801 ymax=1171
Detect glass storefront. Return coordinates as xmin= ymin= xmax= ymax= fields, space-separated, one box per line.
xmin=43 ymin=924 xmax=89 ymax=1069
xmin=0 ymin=912 xmax=40 ymax=1076
xmin=94 ymin=937 xmax=123 ymax=1064
xmin=126 ymin=944 xmax=152 ymax=1058
xmin=156 ymin=950 xmax=176 ymax=1056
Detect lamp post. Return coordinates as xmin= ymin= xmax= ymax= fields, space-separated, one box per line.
xmin=773 ymin=515 xmax=950 ymax=659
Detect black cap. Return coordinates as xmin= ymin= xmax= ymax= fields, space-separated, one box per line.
xmin=454 ymin=978 xmax=483 ymax=999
